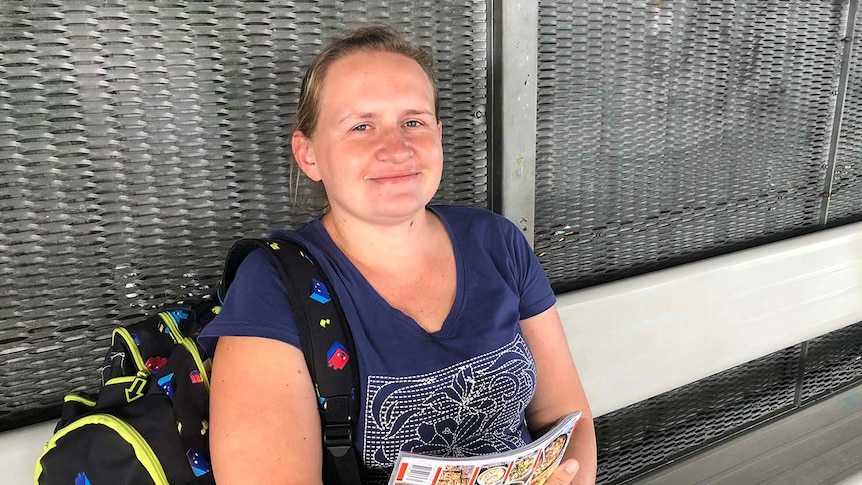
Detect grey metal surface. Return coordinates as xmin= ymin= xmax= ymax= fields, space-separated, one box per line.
xmin=821 ymin=0 xmax=859 ymax=225
xmin=594 ymin=344 xmax=800 ymax=484
xmin=498 ymin=0 xmax=539 ymax=244
xmin=801 ymin=320 xmax=862 ymax=404
xmin=532 ymin=2 xmax=862 ymax=480
xmin=631 ymin=382 xmax=862 ymax=485
xmin=0 ymin=1 xmax=488 ymax=427
xmin=595 ymin=317 xmax=862 ymax=484
xmin=535 ymin=0 xmax=844 ymax=291
xmin=831 ymin=1 xmax=862 ymax=224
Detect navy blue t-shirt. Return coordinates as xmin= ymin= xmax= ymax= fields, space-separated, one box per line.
xmin=198 ymin=205 xmax=556 ymax=472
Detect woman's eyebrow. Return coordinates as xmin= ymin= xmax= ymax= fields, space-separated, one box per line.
xmin=338 ymin=112 xmax=376 ymax=124
xmin=338 ymin=110 xmax=433 ymax=124
xmin=404 ymin=109 xmax=435 ymax=117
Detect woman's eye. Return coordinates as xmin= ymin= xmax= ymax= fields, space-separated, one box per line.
xmin=352 ymin=124 xmax=369 ymax=132
xmin=405 ymin=120 xmax=423 ymax=128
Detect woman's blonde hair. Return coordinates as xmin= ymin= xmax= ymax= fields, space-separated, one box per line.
xmin=293 ymin=23 xmax=439 ymax=137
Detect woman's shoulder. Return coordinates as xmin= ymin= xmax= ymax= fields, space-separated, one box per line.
xmin=226 ymin=220 xmax=328 ymax=291
xmin=431 ymin=204 xmax=523 ymax=239
xmin=269 ymin=217 xmax=322 ymax=243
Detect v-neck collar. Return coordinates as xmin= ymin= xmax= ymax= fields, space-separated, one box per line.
xmin=310 ymin=206 xmax=466 ymax=339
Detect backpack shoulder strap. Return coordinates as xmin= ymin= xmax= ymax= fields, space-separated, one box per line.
xmin=220 ymin=238 xmax=362 ymax=485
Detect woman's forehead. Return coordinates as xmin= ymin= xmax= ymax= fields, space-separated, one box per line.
xmin=318 ymin=51 xmax=435 ymax=109
xmin=327 ymin=51 xmax=431 ymax=89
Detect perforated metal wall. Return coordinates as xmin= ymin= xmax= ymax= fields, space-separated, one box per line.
xmin=831 ymin=5 xmax=862 ymax=224
xmin=0 ymin=1 xmax=488 ymax=428
xmin=595 ymin=345 xmax=800 ymax=484
xmin=801 ymin=321 xmax=862 ymax=403
xmin=595 ymin=320 xmax=862 ymax=485
xmin=532 ymin=2 xmax=862 ymax=482
xmin=535 ymin=0 xmax=844 ymax=291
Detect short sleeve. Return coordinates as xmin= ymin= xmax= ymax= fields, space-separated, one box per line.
xmin=196 ymin=248 xmax=302 ymax=356
xmin=497 ymin=216 xmax=556 ymax=320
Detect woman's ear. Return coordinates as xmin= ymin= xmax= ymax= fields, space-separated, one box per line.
xmin=291 ymin=131 xmax=322 ymax=181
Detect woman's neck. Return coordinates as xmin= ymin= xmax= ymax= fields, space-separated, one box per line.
xmin=321 ymin=208 xmax=438 ymax=272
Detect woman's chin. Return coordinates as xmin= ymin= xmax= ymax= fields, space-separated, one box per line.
xmin=370 ymin=199 xmax=435 ymax=223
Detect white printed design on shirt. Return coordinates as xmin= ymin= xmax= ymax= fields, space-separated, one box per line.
xmin=362 ymin=334 xmax=536 ymax=469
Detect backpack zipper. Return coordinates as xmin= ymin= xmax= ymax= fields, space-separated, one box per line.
xmin=159 ymin=312 xmax=211 ymax=390
xmin=113 ymin=327 xmax=148 ymax=372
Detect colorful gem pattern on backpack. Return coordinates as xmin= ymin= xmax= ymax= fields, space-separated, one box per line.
xmin=167 ymin=309 xmax=189 ymax=323
xmin=146 ymin=356 xmax=167 ymax=371
xmin=158 ymin=373 xmax=175 ymax=396
xmin=310 ymin=279 xmax=331 ymax=304
xmin=75 ymin=472 xmax=91 ymax=485
xmin=158 ymin=322 xmax=177 ymax=344
xmin=187 ymin=449 xmax=212 ymax=477
xmin=327 ymin=342 xmax=349 ymax=370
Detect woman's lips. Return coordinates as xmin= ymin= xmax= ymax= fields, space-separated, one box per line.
xmin=369 ymin=173 xmax=418 ymax=183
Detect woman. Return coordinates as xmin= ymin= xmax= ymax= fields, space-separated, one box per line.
xmin=200 ymin=24 xmax=597 ymax=484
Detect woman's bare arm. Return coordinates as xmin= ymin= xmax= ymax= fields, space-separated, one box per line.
xmin=522 ymin=306 xmax=597 ymax=485
xmin=209 ymin=336 xmax=323 ymax=484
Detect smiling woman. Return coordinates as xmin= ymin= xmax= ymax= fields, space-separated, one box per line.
xmin=198 ymin=24 xmax=596 ymax=485
xmin=292 ymin=49 xmax=444 ymax=230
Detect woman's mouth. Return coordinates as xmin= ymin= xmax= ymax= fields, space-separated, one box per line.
xmin=369 ymin=173 xmax=418 ymax=183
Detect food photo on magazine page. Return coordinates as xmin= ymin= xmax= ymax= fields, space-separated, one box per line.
xmin=389 ymin=410 xmax=582 ymax=485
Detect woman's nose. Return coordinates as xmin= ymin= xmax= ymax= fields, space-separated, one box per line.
xmin=378 ymin=128 xmax=413 ymax=161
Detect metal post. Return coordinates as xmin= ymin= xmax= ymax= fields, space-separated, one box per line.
xmin=821 ymin=0 xmax=859 ymax=225
xmin=495 ymin=0 xmax=539 ymax=246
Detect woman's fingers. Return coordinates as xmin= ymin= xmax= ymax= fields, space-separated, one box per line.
xmin=545 ymin=459 xmax=580 ymax=485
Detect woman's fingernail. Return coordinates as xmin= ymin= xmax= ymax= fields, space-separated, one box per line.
xmin=564 ymin=460 xmax=579 ymax=474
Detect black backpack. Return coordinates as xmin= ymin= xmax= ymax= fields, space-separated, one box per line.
xmin=34 ymin=238 xmax=362 ymax=485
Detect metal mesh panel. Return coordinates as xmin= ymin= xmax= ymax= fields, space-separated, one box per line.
xmin=0 ymin=0 xmax=487 ymax=428
xmin=535 ymin=0 xmax=842 ymax=291
xmin=595 ymin=345 xmax=800 ymax=484
xmin=830 ymin=6 xmax=862 ymax=223
xmin=801 ymin=320 xmax=862 ymax=403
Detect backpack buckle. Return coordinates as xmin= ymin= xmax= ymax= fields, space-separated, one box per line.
xmin=322 ymin=422 xmax=353 ymax=449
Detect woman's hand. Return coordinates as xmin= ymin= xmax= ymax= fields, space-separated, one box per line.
xmin=545 ymin=459 xmax=580 ymax=485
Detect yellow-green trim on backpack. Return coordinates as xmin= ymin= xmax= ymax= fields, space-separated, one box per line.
xmin=104 ymin=372 xmax=149 ymax=388
xmin=158 ymin=313 xmax=211 ymax=391
xmin=103 ymin=371 xmax=149 ymax=403
xmin=157 ymin=311 xmax=184 ymax=343
xmin=34 ymin=413 xmax=169 ymax=485
xmin=111 ymin=327 xmax=147 ymax=373
xmin=63 ymin=394 xmax=96 ymax=407
xmin=180 ymin=336 xmax=210 ymax=390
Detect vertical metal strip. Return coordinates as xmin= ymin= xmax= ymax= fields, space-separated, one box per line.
xmin=794 ymin=341 xmax=809 ymax=408
xmin=498 ymin=0 xmax=539 ymax=246
xmin=821 ymin=0 xmax=859 ymax=225
xmin=488 ymin=0 xmax=503 ymax=215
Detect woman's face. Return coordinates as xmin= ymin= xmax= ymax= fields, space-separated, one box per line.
xmin=293 ymin=50 xmax=443 ymax=226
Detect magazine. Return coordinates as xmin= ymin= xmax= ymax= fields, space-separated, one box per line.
xmin=388 ymin=410 xmax=582 ymax=485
